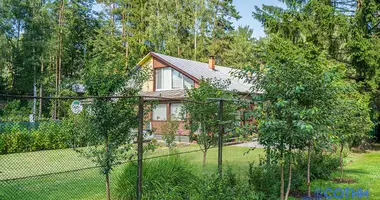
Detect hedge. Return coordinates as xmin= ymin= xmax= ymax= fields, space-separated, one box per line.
xmin=0 ymin=121 xmax=87 ymax=154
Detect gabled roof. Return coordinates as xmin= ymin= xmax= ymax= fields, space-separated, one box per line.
xmin=139 ymin=52 xmax=261 ymax=94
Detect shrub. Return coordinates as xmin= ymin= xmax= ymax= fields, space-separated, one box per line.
xmin=295 ymin=151 xmax=341 ymax=180
xmin=193 ymin=167 xmax=265 ymax=200
xmin=248 ymin=152 xmax=341 ymax=199
xmin=0 ymin=119 xmax=90 ymax=154
xmin=9 ymin=128 xmax=31 ymax=152
xmin=0 ymin=133 xmax=4 ymax=154
xmin=34 ymin=122 xmax=71 ymax=150
xmin=161 ymin=120 xmax=179 ymax=149
xmin=30 ymin=129 xmax=47 ymax=151
xmin=0 ymin=124 xmax=31 ymax=153
xmin=248 ymin=163 xmax=282 ymax=200
xmin=115 ymin=156 xmax=198 ymax=200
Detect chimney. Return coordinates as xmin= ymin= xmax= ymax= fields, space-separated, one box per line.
xmin=208 ymin=56 xmax=215 ymax=70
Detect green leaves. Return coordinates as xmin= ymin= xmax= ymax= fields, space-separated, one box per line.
xmin=183 ymin=78 xmax=238 ymax=153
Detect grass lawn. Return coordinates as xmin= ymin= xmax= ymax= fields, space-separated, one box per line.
xmin=307 ymin=150 xmax=380 ymax=199
xmin=0 ymin=145 xmax=264 ymax=200
xmin=1 ymin=145 xmax=379 ymax=200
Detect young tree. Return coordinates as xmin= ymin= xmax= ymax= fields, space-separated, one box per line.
xmin=81 ymin=17 xmax=148 ymax=200
xmin=182 ymin=78 xmax=237 ymax=169
xmin=161 ymin=119 xmax=179 ymax=150
xmin=331 ymin=80 xmax=373 ymax=182
xmin=253 ymin=0 xmax=379 ymax=142
xmin=239 ymin=36 xmax=341 ymax=200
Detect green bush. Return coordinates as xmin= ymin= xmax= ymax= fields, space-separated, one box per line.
xmin=116 ymin=157 xmax=264 ymax=200
xmin=295 ymin=151 xmax=341 ymax=180
xmin=248 ymin=152 xmax=341 ymax=199
xmin=192 ymin=167 xmax=264 ymax=200
xmin=115 ymin=156 xmax=198 ymax=200
xmin=36 ymin=122 xmax=71 ymax=150
xmin=0 ymin=124 xmax=31 ymax=153
xmin=0 ymin=119 xmax=92 ymax=154
xmin=248 ymin=163 xmax=282 ymax=200
xmin=161 ymin=120 xmax=179 ymax=148
xmin=0 ymin=133 xmax=4 ymax=153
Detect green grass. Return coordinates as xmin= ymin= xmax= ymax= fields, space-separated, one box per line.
xmin=1 ymin=145 xmax=379 ymax=200
xmin=308 ymin=151 xmax=380 ymax=199
xmin=0 ymin=145 xmax=263 ymax=200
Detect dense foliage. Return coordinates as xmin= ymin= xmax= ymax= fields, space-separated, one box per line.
xmin=161 ymin=119 xmax=179 ymax=149
xmin=183 ymin=78 xmax=238 ymax=168
xmin=0 ymin=120 xmax=87 ymax=154
xmin=233 ymin=1 xmax=378 ymax=199
xmin=0 ymin=0 xmax=379 ymax=199
xmin=0 ymin=0 xmax=248 ymax=100
xmin=115 ymin=156 xmax=264 ymax=200
xmin=115 ymin=156 xmax=198 ymax=199
xmin=248 ymin=152 xmax=341 ymax=199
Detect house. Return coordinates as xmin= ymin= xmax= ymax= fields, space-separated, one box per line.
xmin=137 ymin=52 xmax=259 ymax=135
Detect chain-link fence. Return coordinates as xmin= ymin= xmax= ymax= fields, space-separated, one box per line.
xmin=0 ymin=95 xmax=256 ymax=200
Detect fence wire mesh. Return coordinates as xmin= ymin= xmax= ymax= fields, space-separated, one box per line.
xmin=0 ymin=95 xmax=254 ymax=200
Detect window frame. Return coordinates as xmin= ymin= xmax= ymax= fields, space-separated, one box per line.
xmin=155 ymin=67 xmax=194 ymax=91
xmin=172 ymin=69 xmax=184 ymax=89
xmin=170 ymin=103 xmax=185 ymax=121
xmin=155 ymin=68 xmax=172 ymax=90
xmin=152 ymin=104 xmax=167 ymax=121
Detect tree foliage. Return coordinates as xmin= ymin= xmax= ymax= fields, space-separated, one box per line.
xmin=248 ymin=0 xmax=376 ymax=198
xmin=183 ymin=78 xmax=238 ymax=168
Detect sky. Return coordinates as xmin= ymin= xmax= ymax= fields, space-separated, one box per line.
xmin=233 ymin=0 xmax=286 ymax=38
xmin=93 ymin=0 xmax=286 ymax=39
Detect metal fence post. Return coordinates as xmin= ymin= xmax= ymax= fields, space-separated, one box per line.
xmin=218 ymin=99 xmax=224 ymax=177
xmin=137 ymin=96 xmax=144 ymax=200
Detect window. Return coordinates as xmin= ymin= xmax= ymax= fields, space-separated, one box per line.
xmin=156 ymin=68 xmax=171 ymax=90
xmin=171 ymin=103 xmax=184 ymax=120
xmin=172 ymin=70 xmax=183 ymax=89
xmin=153 ymin=104 xmax=167 ymax=121
xmin=155 ymin=68 xmax=194 ymax=90
xmin=183 ymin=75 xmax=194 ymax=89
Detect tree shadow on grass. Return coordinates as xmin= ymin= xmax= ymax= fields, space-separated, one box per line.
xmin=342 ymin=168 xmax=369 ymax=175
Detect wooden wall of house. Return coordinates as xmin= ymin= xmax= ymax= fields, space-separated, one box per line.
xmin=142 ymin=57 xmax=154 ymax=92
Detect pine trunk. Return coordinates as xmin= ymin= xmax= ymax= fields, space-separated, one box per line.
xmin=58 ymin=0 xmax=64 ymax=94
xmin=193 ymin=0 xmax=197 ymax=60
xmin=39 ymin=57 xmax=44 ymax=119
xmin=122 ymin=9 xmax=129 ymax=69
xmin=53 ymin=54 xmax=58 ymax=119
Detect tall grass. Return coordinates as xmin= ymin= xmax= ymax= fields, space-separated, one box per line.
xmin=115 ymin=155 xmax=198 ymax=200
xmin=115 ymin=155 xmax=265 ymax=200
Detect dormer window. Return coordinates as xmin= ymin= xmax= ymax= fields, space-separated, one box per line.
xmin=155 ymin=67 xmax=194 ymax=90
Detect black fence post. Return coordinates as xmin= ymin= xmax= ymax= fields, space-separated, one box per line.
xmin=137 ymin=96 xmax=144 ymax=200
xmin=218 ymin=99 xmax=224 ymax=177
